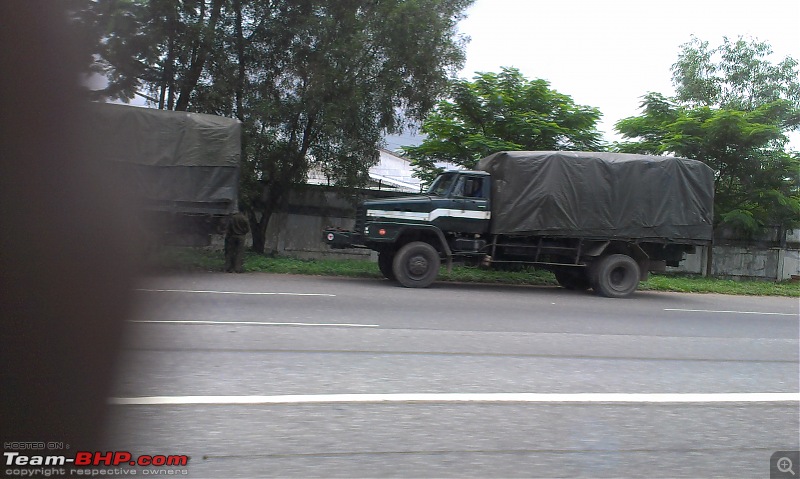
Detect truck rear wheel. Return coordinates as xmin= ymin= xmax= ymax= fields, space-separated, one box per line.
xmin=393 ymin=241 xmax=440 ymax=288
xmin=592 ymin=254 xmax=640 ymax=298
xmin=378 ymin=251 xmax=396 ymax=281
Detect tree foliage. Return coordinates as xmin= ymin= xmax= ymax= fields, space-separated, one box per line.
xmin=616 ymin=37 xmax=800 ymax=235
xmin=672 ymin=36 xmax=800 ymax=111
xmin=404 ymin=67 xmax=603 ymax=184
xmin=74 ymin=0 xmax=473 ymax=252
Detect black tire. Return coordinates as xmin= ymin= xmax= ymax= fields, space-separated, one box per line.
xmin=392 ymin=241 xmax=440 ymax=288
xmin=554 ymin=269 xmax=591 ymax=291
xmin=592 ymin=254 xmax=640 ymax=298
xmin=378 ymin=251 xmax=396 ymax=281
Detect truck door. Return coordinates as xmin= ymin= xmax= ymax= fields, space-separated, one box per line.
xmin=451 ymin=175 xmax=490 ymax=234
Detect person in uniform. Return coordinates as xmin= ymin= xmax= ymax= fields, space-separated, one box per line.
xmin=224 ymin=211 xmax=250 ymax=273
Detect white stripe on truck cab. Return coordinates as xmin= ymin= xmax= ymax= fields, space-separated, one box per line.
xmin=366 ymin=208 xmax=491 ymax=222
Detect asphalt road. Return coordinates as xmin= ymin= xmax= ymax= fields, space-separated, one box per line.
xmin=105 ymin=273 xmax=800 ymax=478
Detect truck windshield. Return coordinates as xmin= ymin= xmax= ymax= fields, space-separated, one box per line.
xmin=427 ymin=173 xmax=458 ymax=196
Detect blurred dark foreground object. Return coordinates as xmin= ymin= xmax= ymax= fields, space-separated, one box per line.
xmin=1 ymin=3 xmax=138 ymax=449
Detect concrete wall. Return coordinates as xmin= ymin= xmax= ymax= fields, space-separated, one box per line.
xmin=264 ymin=187 xmax=370 ymax=261
xmin=669 ymin=228 xmax=800 ymax=280
xmin=670 ymin=246 xmax=799 ymax=280
xmin=778 ymin=249 xmax=800 ymax=280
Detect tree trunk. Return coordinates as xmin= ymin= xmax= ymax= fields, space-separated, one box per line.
xmin=705 ymin=241 xmax=714 ymax=277
xmin=247 ymin=180 xmax=285 ymax=254
xmin=248 ymin=208 xmax=271 ymax=254
xmin=174 ymin=0 xmax=224 ymax=111
xmin=160 ymin=2 xmax=178 ymax=110
xmin=233 ymin=0 xmax=245 ymax=120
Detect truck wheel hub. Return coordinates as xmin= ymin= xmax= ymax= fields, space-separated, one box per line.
xmin=610 ymin=267 xmax=627 ymax=286
xmin=408 ymin=256 xmax=429 ymax=275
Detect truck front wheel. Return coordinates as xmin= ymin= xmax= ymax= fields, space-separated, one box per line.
xmin=393 ymin=241 xmax=440 ymax=288
xmin=378 ymin=251 xmax=396 ymax=281
xmin=592 ymin=254 xmax=640 ymax=298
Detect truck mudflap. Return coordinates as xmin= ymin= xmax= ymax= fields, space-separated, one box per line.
xmin=323 ymin=228 xmax=364 ymax=249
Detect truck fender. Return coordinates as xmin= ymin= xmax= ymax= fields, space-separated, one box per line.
xmin=628 ymin=243 xmax=651 ymax=281
xmin=393 ymin=224 xmax=453 ymax=274
xmin=434 ymin=228 xmax=454 ymax=273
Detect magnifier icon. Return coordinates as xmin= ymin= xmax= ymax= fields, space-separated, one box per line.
xmin=778 ymin=457 xmax=796 ymax=476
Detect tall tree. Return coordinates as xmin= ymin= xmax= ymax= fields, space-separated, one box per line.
xmin=76 ymin=0 xmax=473 ymax=252
xmin=241 ymin=0 xmax=473 ymax=251
xmin=616 ymin=37 xmax=800 ymax=236
xmin=403 ymin=68 xmax=603 ymax=184
xmin=672 ymin=36 xmax=800 ymax=110
xmin=72 ymin=0 xmax=227 ymax=109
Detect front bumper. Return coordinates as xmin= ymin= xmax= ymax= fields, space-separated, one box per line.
xmin=322 ymin=228 xmax=364 ymax=249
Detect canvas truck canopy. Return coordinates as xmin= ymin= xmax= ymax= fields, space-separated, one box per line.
xmin=87 ymin=102 xmax=242 ymax=215
xmin=476 ymin=151 xmax=714 ymax=242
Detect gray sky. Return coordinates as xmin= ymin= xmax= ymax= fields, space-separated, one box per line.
xmin=387 ymin=0 xmax=800 ymax=150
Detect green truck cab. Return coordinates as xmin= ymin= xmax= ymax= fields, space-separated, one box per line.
xmin=324 ymin=151 xmax=714 ymax=298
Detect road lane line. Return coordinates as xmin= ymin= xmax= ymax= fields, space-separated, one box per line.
xmin=665 ymin=308 xmax=797 ymax=317
xmin=128 ymin=320 xmax=379 ymax=328
xmin=109 ymin=392 xmax=800 ymax=406
xmin=136 ymin=288 xmax=335 ymax=297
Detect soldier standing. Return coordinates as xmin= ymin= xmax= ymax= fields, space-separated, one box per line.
xmin=224 ymin=211 xmax=250 ymax=273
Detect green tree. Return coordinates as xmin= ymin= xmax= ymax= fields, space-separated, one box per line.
xmin=76 ymin=0 xmax=473 ymax=252
xmin=616 ymin=37 xmax=800 ymax=236
xmin=71 ymin=0 xmax=228 ymax=109
xmin=241 ymin=0 xmax=472 ymax=251
xmin=403 ymin=67 xmax=603 ymax=184
xmin=672 ymin=36 xmax=800 ymax=110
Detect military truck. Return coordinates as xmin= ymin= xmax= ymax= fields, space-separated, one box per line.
xmin=87 ymin=102 xmax=242 ymax=245
xmin=324 ymin=151 xmax=714 ymax=297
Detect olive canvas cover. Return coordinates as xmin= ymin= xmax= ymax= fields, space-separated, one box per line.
xmin=87 ymin=102 xmax=241 ymax=215
xmin=476 ymin=151 xmax=714 ymax=242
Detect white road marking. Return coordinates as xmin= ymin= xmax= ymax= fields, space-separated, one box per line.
xmin=136 ymin=289 xmax=335 ymax=297
xmin=128 ymin=320 xmax=379 ymax=328
xmin=109 ymin=392 xmax=800 ymax=406
xmin=665 ymin=308 xmax=797 ymax=317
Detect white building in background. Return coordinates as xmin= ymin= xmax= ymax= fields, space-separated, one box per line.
xmin=307 ymin=148 xmax=423 ymax=193
xmin=368 ymin=148 xmax=424 ymax=192
xmin=308 ymin=147 xmax=462 ymax=193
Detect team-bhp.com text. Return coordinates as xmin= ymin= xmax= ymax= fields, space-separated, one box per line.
xmin=5 ymin=451 xmax=189 ymax=476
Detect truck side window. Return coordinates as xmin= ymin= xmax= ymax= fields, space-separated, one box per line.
xmin=463 ymin=177 xmax=484 ymax=198
xmin=428 ymin=173 xmax=457 ymax=196
xmin=433 ymin=174 xmax=485 ymax=198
